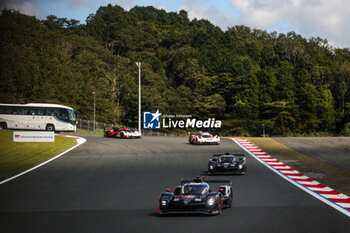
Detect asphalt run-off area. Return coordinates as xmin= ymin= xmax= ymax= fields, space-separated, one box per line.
xmin=1 ymin=136 xmax=350 ymax=233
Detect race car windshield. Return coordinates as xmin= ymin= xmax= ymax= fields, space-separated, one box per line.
xmin=182 ymin=184 xmax=208 ymax=195
xmin=201 ymin=135 xmax=212 ymax=138
xmin=220 ymin=157 xmax=235 ymax=163
xmin=123 ymin=129 xmax=133 ymax=132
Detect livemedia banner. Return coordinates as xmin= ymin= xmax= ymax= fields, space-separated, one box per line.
xmin=13 ymin=131 xmax=55 ymax=142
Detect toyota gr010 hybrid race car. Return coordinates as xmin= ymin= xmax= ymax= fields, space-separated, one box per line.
xmin=158 ymin=177 xmax=232 ymax=215
xmin=104 ymin=127 xmax=142 ymax=139
xmin=188 ymin=132 xmax=220 ymax=145
xmin=208 ymin=153 xmax=247 ymax=175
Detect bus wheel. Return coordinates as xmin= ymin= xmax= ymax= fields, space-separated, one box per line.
xmin=46 ymin=124 xmax=55 ymax=132
xmin=0 ymin=122 xmax=7 ymax=129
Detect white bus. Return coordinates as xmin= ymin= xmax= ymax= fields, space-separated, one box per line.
xmin=0 ymin=103 xmax=77 ymax=132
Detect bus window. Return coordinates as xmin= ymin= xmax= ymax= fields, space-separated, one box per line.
xmin=47 ymin=108 xmax=70 ymax=123
xmin=34 ymin=108 xmax=46 ymax=116
xmin=0 ymin=106 xmax=13 ymax=114
xmin=47 ymin=108 xmax=60 ymax=117
xmin=68 ymin=109 xmax=76 ymax=124
xmin=17 ymin=107 xmax=27 ymax=115
xmin=59 ymin=108 xmax=70 ymax=122
xmin=26 ymin=110 xmax=34 ymax=115
xmin=0 ymin=106 xmax=9 ymax=114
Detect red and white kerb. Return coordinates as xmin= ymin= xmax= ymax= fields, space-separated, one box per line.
xmin=233 ymin=138 xmax=350 ymax=217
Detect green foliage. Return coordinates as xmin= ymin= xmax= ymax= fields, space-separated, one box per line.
xmin=1 ymin=6 xmax=350 ymax=135
xmin=340 ymin=122 xmax=350 ymax=136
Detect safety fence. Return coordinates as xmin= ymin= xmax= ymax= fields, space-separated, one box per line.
xmin=76 ymin=119 xmax=115 ymax=132
xmin=76 ymin=119 xmax=188 ymax=136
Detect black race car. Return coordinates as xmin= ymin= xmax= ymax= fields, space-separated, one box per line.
xmin=208 ymin=152 xmax=247 ymax=175
xmin=158 ymin=177 xmax=232 ymax=215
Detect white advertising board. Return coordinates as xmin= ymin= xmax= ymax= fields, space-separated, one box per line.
xmin=13 ymin=131 xmax=55 ymax=142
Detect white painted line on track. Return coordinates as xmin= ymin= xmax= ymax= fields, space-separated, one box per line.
xmin=268 ymin=162 xmax=284 ymax=165
xmin=308 ymin=187 xmax=334 ymax=192
xmin=323 ymin=194 xmax=349 ymax=199
xmin=280 ymin=170 xmax=300 ymax=174
xmin=273 ymin=166 xmax=292 ymax=169
xmin=289 ymin=175 xmax=310 ymax=179
xmin=231 ymin=138 xmax=350 ymax=217
xmin=298 ymin=181 xmax=320 ymax=185
xmin=261 ymin=158 xmax=279 ymax=162
xmin=0 ymin=134 xmax=86 ymax=185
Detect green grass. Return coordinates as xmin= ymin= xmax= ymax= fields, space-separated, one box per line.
xmin=0 ymin=129 xmax=77 ymax=182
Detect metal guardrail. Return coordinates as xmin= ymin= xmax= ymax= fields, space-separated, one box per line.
xmin=141 ymin=131 xmax=187 ymax=137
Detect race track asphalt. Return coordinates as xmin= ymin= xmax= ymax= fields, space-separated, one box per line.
xmin=273 ymin=137 xmax=350 ymax=171
xmin=0 ymin=136 xmax=350 ymax=233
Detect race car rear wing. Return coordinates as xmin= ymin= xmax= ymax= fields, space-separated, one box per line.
xmin=181 ymin=177 xmax=232 ymax=186
xmin=212 ymin=153 xmax=245 ymax=157
xmin=188 ymin=131 xmax=214 ymax=135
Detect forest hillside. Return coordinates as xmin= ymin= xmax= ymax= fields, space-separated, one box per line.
xmin=1 ymin=5 xmax=350 ymax=136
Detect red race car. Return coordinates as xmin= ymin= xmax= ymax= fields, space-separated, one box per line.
xmin=104 ymin=127 xmax=142 ymax=139
xmin=188 ymin=132 xmax=220 ymax=145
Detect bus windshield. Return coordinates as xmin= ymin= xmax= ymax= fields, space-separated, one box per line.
xmin=47 ymin=108 xmax=75 ymax=124
xmin=68 ymin=109 xmax=76 ymax=124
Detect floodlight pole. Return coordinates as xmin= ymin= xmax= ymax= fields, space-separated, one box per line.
xmin=135 ymin=62 xmax=141 ymax=132
xmin=93 ymin=92 xmax=96 ymax=134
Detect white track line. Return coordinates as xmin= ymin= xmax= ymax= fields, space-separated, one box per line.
xmin=0 ymin=135 xmax=86 ymax=185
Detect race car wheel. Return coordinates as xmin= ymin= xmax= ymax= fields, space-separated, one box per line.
xmin=228 ymin=198 xmax=232 ymax=208
xmin=121 ymin=133 xmax=125 ymax=139
xmin=218 ymin=200 xmax=223 ymax=214
xmin=158 ymin=211 xmax=165 ymax=216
